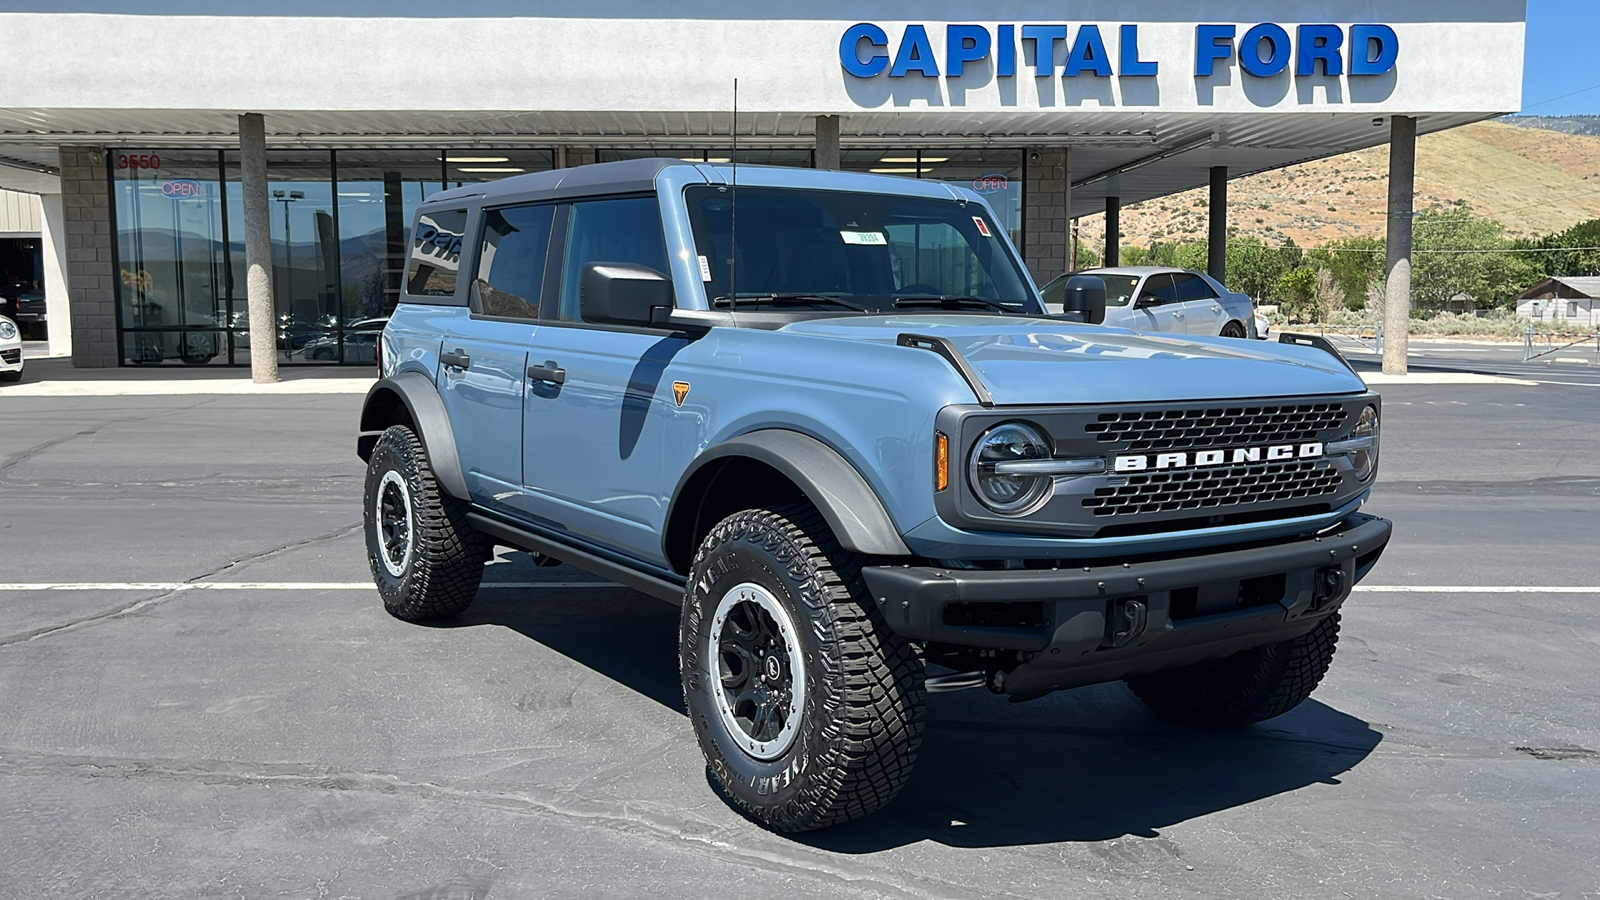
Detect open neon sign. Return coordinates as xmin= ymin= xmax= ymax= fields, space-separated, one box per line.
xmin=160 ymin=179 xmax=204 ymax=199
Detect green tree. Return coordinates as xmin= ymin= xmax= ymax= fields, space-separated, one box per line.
xmin=1225 ymin=236 xmax=1293 ymax=303
xmin=1278 ymin=266 xmax=1320 ymax=321
xmin=1307 ymin=236 xmax=1385 ymax=310
xmin=1516 ymin=218 xmax=1600 ymax=280
xmin=1411 ymin=208 xmax=1540 ymax=310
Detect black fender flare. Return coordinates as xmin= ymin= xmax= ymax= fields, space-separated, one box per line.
xmin=666 ymin=429 xmax=911 ymax=559
xmin=357 ymin=372 xmax=469 ymax=500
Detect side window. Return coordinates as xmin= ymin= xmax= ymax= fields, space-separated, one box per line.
xmin=559 ymin=196 xmax=670 ymax=323
xmin=405 ymin=208 xmax=468 ymax=298
xmin=1139 ymin=274 xmax=1179 ymax=305
xmin=1173 ymin=273 xmax=1218 ymax=301
xmin=475 ymin=204 xmax=554 ymax=319
xmin=1040 ymin=278 xmax=1065 ymax=310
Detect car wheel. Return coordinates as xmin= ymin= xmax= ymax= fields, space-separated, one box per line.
xmin=1220 ymin=321 xmax=1248 ymax=339
xmin=363 ymin=425 xmax=488 ymax=621
xmin=1125 ymin=613 xmax=1340 ymax=728
xmin=680 ymin=504 xmax=925 ymax=832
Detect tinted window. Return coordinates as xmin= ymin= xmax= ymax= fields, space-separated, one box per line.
xmin=405 ymin=208 xmax=468 ymax=298
xmin=559 ymin=197 xmax=670 ymax=323
xmin=475 ymin=204 xmax=554 ymax=319
xmin=1043 ymin=273 xmax=1139 ymax=311
xmin=1138 ymin=273 xmax=1179 ymax=305
xmin=1173 ymin=273 xmax=1217 ymax=301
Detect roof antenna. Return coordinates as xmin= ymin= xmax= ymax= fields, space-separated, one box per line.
xmin=730 ymin=77 xmax=739 ymax=301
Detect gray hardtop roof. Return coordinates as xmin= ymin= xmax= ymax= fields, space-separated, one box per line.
xmin=421 ymin=157 xmax=983 ymax=209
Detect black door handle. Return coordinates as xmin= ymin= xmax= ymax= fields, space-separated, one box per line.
xmin=440 ymin=350 xmax=471 ymax=370
xmin=527 ymin=361 xmax=566 ymax=385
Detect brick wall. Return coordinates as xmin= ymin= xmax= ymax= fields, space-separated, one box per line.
xmin=1024 ymin=148 xmax=1069 ymax=284
xmin=59 ymin=146 xmax=117 ymax=367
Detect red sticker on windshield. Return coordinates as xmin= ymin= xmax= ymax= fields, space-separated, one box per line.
xmin=972 ymin=216 xmax=991 ymax=237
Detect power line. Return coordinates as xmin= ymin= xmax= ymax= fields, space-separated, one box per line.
xmin=1519 ymin=83 xmax=1600 ymax=113
xmin=1319 ymin=245 xmax=1600 ymax=255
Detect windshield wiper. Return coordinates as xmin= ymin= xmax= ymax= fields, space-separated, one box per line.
xmin=892 ymin=295 xmax=1024 ymax=314
xmin=711 ymin=292 xmax=871 ymax=312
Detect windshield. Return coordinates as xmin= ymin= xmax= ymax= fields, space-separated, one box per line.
xmin=1041 ymin=273 xmax=1140 ymax=311
xmin=684 ymin=185 xmax=1039 ymax=314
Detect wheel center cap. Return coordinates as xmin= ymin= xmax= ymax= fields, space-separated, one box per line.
xmin=764 ymin=655 xmax=782 ymax=682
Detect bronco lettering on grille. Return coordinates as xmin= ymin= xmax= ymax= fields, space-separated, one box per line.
xmin=1114 ymin=443 xmax=1324 ymax=473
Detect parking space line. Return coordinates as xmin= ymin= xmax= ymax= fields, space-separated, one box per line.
xmin=0 ymin=582 xmax=1596 ymax=593
xmin=0 ymin=581 xmax=629 ymax=591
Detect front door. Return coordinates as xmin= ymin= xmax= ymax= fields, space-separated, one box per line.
xmin=521 ymin=195 xmax=686 ymax=565
xmin=1130 ymin=273 xmax=1185 ymax=334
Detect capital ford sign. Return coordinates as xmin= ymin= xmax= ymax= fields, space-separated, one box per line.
xmin=840 ymin=23 xmax=1398 ymax=81
xmin=1114 ymin=442 xmax=1325 ymax=473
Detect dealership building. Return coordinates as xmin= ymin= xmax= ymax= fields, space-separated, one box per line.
xmin=0 ymin=1 xmax=1526 ymax=367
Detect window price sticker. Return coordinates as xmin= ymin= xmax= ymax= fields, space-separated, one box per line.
xmin=972 ymin=217 xmax=992 ymax=237
xmin=840 ymin=230 xmax=887 ymax=245
xmin=698 ymin=255 xmax=713 ymax=282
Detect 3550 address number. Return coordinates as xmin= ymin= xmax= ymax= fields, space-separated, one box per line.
xmin=116 ymin=153 xmax=161 ymax=171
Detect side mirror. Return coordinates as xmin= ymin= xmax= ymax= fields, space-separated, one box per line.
xmin=580 ymin=262 xmax=674 ymax=327
xmin=1059 ymin=274 xmax=1107 ymax=325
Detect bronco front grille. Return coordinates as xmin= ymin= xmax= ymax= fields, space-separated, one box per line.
xmin=1085 ymin=403 xmax=1349 ymax=451
xmin=1083 ymin=458 xmax=1342 ymax=518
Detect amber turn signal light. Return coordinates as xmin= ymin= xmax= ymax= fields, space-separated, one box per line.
xmin=934 ymin=432 xmax=949 ymax=491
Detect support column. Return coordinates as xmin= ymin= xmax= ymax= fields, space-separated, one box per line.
xmin=814 ymin=115 xmax=840 ymax=170
xmin=1104 ymin=196 xmax=1120 ymax=267
xmin=1208 ymin=165 xmax=1228 ymax=283
xmin=58 ymin=146 xmax=116 ymax=367
xmin=239 ymin=113 xmax=278 ymax=384
xmin=1383 ymin=115 xmax=1416 ymax=376
xmin=1022 ymin=148 xmax=1069 ymax=282
xmin=1061 ymin=147 xmax=1072 ymax=270
xmin=39 ymin=192 xmax=71 ymax=358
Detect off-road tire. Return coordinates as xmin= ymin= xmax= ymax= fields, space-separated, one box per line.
xmin=1220 ymin=321 xmax=1248 ymax=339
xmin=1125 ymin=613 xmax=1341 ymax=728
xmin=680 ymin=505 xmax=925 ymax=832
xmin=363 ymin=425 xmax=487 ymax=621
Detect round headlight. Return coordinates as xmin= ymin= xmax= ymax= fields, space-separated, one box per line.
xmin=969 ymin=422 xmax=1054 ymax=516
xmin=0 ymin=319 xmax=15 ymax=340
xmin=1348 ymin=405 xmax=1379 ymax=481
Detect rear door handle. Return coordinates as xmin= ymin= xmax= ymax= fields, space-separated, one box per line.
xmin=440 ymin=350 xmax=471 ymax=370
xmin=527 ymin=361 xmax=566 ymax=385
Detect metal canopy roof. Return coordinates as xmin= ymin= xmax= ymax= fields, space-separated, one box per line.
xmin=0 ymin=106 xmax=1495 ymax=216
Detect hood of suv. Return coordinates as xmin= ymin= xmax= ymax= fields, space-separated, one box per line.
xmin=777 ymin=315 xmax=1367 ymax=405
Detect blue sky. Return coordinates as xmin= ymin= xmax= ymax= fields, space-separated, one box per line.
xmin=1521 ymin=0 xmax=1600 ymax=114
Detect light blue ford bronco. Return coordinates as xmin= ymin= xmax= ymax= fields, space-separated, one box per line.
xmin=357 ymin=159 xmax=1391 ymax=832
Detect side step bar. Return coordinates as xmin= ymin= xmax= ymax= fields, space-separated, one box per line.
xmin=465 ymin=511 xmax=686 ymax=604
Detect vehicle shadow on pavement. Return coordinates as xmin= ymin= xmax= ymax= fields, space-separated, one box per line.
xmin=432 ymin=578 xmax=688 ymax=714
xmin=806 ymin=693 xmax=1382 ymax=851
xmin=433 ymin=567 xmax=1380 ymax=849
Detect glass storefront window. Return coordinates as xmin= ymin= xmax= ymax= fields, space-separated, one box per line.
xmin=336 ymin=150 xmax=445 ymax=323
xmin=598 ymin=148 xmax=814 ymax=167
xmin=113 ymin=149 xmax=230 ymax=365
xmin=842 ymin=148 xmax=1025 ymax=252
xmin=445 ymin=149 xmax=553 ymax=187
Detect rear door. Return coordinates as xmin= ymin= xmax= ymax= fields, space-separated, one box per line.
xmin=1129 ymin=273 xmax=1184 ymax=334
xmin=434 ymin=203 xmax=557 ymax=512
xmin=1172 ymin=272 xmax=1226 ymax=335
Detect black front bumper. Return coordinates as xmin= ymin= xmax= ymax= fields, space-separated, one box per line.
xmin=861 ymin=513 xmax=1392 ymax=698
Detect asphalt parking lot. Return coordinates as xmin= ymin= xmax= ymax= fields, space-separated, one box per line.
xmin=1 ymin=352 xmax=1597 ymax=899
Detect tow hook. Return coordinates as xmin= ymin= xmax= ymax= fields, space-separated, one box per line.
xmin=1312 ymin=566 xmax=1347 ymax=611
xmin=1103 ymin=597 xmax=1148 ymax=649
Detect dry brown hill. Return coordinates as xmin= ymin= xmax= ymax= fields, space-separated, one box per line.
xmin=1081 ymin=121 xmax=1600 ymax=255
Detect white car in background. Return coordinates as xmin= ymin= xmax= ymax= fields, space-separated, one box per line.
xmin=0 ymin=315 xmax=23 ymax=382
xmin=1040 ymin=266 xmax=1256 ymax=338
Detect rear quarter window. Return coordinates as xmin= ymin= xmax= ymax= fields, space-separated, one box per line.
xmin=405 ymin=209 xmax=468 ymax=299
